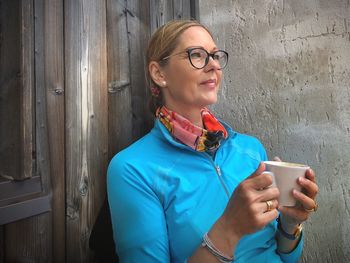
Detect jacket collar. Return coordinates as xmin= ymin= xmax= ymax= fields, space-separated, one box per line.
xmin=151 ymin=119 xmax=237 ymax=152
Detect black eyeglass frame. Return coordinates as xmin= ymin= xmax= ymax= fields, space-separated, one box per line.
xmin=161 ymin=47 xmax=229 ymax=70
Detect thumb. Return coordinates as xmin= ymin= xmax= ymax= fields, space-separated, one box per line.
xmin=248 ymin=162 xmax=266 ymax=178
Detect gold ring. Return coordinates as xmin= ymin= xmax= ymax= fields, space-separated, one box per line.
xmin=266 ymin=200 xmax=273 ymax=212
xmin=304 ymin=201 xmax=318 ymax=213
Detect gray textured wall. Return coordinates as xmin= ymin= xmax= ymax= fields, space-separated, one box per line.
xmin=199 ymin=1 xmax=350 ymax=262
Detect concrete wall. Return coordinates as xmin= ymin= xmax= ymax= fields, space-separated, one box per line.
xmin=199 ymin=1 xmax=350 ymax=262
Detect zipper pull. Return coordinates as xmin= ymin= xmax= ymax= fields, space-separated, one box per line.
xmin=216 ymin=166 xmax=221 ymax=176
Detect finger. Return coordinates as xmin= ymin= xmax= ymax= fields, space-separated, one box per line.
xmin=278 ymin=205 xmax=308 ymax=223
xmin=292 ymin=189 xmax=317 ymax=210
xmin=258 ymin=209 xmax=279 ymax=226
xmin=249 ymin=172 xmax=274 ymax=190
xmin=258 ymin=199 xmax=279 ymax=213
xmin=259 ymin=187 xmax=280 ymax=202
xmin=251 ymin=199 xmax=278 ymax=214
xmin=247 ymin=162 xmax=266 ymax=179
xmin=297 ymin=177 xmax=319 ymax=199
xmin=305 ymin=168 xmax=316 ymax=183
xmin=273 ymin=156 xmax=282 ymax=162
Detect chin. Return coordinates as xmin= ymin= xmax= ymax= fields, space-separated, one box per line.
xmin=200 ymin=97 xmax=218 ymax=108
xmin=207 ymin=94 xmax=218 ymax=104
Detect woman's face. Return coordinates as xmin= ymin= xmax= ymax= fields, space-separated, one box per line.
xmin=160 ymin=26 xmax=223 ymax=114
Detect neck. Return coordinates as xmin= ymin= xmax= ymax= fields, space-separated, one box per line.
xmin=164 ymin=104 xmax=204 ymax=128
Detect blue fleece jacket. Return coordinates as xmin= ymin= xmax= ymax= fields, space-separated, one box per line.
xmin=107 ymin=119 xmax=303 ymax=262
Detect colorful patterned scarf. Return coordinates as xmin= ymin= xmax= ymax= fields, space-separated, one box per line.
xmin=156 ymin=106 xmax=228 ymax=152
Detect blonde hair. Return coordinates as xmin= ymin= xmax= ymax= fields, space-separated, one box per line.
xmin=146 ymin=19 xmax=213 ymax=114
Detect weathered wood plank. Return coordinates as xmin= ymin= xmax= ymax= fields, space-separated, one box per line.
xmin=173 ymin=0 xmax=192 ymax=19
xmin=65 ymin=0 xmax=108 ymax=261
xmin=0 ymin=176 xmax=41 ymax=202
xmin=0 ymin=195 xmax=50 ymax=225
xmin=0 ymin=226 xmax=3 ymax=263
xmin=1 ymin=1 xmax=199 ymax=261
xmin=149 ymin=0 xmax=195 ymax=32
xmin=0 ymin=0 xmax=21 ymax=180
xmin=5 ymin=213 xmax=52 ymax=263
xmin=44 ymin=0 xmax=65 ymax=261
xmin=190 ymin=0 xmax=199 ymax=19
xmin=150 ymin=0 xmax=173 ymax=34
xmin=0 ymin=0 xmax=35 ymax=182
xmin=20 ymin=0 xmax=35 ymax=180
xmin=5 ymin=1 xmax=53 ymax=261
xmin=126 ymin=0 xmax=153 ymax=139
xmin=107 ymin=0 xmax=133 ymax=159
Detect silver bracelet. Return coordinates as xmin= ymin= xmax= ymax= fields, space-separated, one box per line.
xmin=201 ymin=232 xmax=234 ymax=263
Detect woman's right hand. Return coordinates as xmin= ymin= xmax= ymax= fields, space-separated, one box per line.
xmin=190 ymin=162 xmax=280 ymax=262
xmin=220 ymin=162 xmax=280 ymax=240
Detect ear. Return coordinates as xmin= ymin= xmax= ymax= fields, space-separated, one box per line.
xmin=149 ymin=61 xmax=167 ymax=87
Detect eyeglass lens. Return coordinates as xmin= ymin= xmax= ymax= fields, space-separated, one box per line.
xmin=188 ymin=48 xmax=228 ymax=69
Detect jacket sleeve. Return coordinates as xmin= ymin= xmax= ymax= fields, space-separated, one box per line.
xmin=278 ymin=233 xmax=304 ymax=263
xmin=107 ymin=155 xmax=170 ymax=263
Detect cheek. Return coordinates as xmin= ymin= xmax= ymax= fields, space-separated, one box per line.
xmin=170 ymin=69 xmax=199 ymax=90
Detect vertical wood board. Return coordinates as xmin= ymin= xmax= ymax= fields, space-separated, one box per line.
xmin=107 ymin=0 xmax=133 ymax=159
xmin=44 ymin=0 xmax=65 ymax=261
xmin=126 ymin=0 xmax=153 ymax=139
xmin=20 ymin=0 xmax=35 ymax=180
xmin=65 ymin=0 xmax=108 ymax=261
xmin=0 ymin=0 xmax=21 ymax=179
xmin=5 ymin=0 xmax=52 ymax=260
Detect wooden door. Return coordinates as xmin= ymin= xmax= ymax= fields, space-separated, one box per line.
xmin=0 ymin=0 xmax=197 ymax=262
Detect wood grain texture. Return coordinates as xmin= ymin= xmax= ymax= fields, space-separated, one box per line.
xmin=0 ymin=226 xmax=3 ymax=262
xmin=4 ymin=1 xmax=52 ymax=262
xmin=5 ymin=214 xmax=52 ymax=262
xmin=0 ymin=0 xmax=21 ymax=180
xmin=150 ymin=0 xmax=193 ymax=34
xmin=126 ymin=0 xmax=153 ymax=140
xmin=0 ymin=1 xmax=199 ymax=261
xmin=5 ymin=0 xmax=52 ymax=261
xmin=107 ymin=0 xmax=133 ymax=159
xmin=173 ymin=0 xmax=192 ymax=20
xmin=150 ymin=0 xmax=173 ymax=33
xmin=65 ymin=0 xmax=108 ymax=261
xmin=20 ymin=0 xmax=35 ymax=180
xmin=44 ymin=0 xmax=65 ymax=261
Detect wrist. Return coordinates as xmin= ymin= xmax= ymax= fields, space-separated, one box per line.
xmin=217 ymin=215 xmax=242 ymax=246
xmin=279 ymin=215 xmax=300 ymax=233
xmin=277 ymin=215 xmax=302 ymax=240
xmin=202 ymin=232 xmax=234 ymax=263
xmin=208 ymin=217 xmax=240 ymax=257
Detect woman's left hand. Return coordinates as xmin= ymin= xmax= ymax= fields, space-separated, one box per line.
xmin=278 ymin=168 xmax=319 ymax=226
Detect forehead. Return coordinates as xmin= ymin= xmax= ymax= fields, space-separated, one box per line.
xmin=177 ymin=26 xmax=217 ymax=50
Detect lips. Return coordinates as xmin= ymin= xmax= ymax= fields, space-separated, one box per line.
xmin=200 ymin=79 xmax=217 ymax=85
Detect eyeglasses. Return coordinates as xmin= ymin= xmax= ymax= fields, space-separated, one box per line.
xmin=162 ymin=47 xmax=229 ymax=70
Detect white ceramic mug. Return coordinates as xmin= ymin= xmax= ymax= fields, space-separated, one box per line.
xmin=263 ymin=161 xmax=310 ymax=207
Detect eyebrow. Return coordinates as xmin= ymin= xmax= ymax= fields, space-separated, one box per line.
xmin=185 ymin=46 xmax=219 ymax=52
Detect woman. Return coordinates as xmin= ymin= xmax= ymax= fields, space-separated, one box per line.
xmin=107 ymin=20 xmax=318 ymax=263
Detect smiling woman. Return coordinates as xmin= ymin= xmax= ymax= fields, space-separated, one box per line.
xmin=148 ymin=25 xmax=224 ymax=125
xmin=107 ymin=19 xmax=319 ymax=263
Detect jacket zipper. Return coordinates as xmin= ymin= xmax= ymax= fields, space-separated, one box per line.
xmin=203 ymin=153 xmax=230 ymax=198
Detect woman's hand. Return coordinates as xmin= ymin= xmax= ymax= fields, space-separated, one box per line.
xmin=273 ymin=156 xmax=319 ymax=228
xmin=278 ymin=168 xmax=319 ymax=226
xmin=219 ymin=162 xmax=280 ymax=239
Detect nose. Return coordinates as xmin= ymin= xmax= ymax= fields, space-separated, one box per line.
xmin=204 ymin=56 xmax=221 ymax=71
